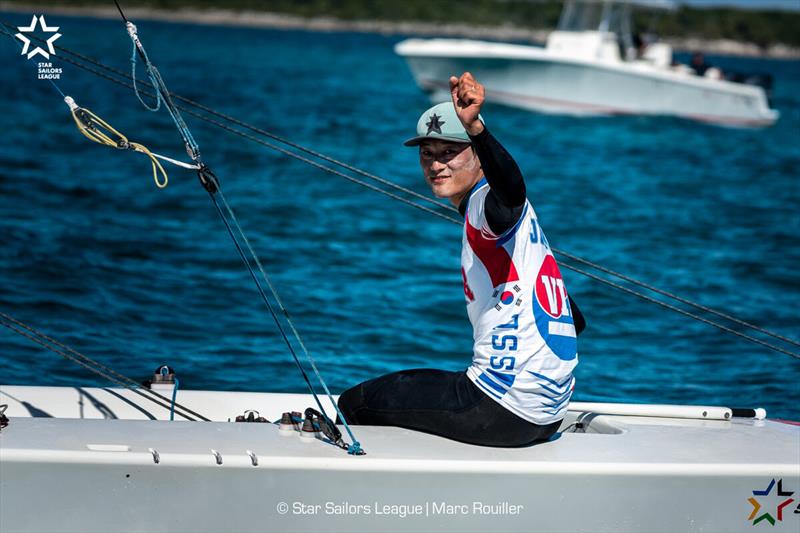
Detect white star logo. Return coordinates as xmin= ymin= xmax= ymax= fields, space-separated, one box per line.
xmin=15 ymin=15 xmax=61 ymax=60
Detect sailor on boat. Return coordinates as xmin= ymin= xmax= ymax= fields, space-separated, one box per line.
xmin=338 ymin=73 xmax=585 ymax=447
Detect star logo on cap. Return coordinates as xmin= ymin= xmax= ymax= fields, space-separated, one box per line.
xmin=426 ymin=113 xmax=444 ymax=135
xmin=15 ymin=15 xmax=61 ymax=60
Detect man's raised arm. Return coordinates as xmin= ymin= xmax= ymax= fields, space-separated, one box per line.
xmin=450 ymin=73 xmax=526 ymax=235
xmin=450 ymin=73 xmax=586 ymax=335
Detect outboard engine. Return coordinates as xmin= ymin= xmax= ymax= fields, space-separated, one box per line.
xmin=725 ymin=72 xmax=775 ymax=107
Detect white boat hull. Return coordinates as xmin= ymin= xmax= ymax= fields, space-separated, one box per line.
xmin=1 ymin=385 xmax=799 ymax=532
xmin=396 ymin=39 xmax=779 ymax=127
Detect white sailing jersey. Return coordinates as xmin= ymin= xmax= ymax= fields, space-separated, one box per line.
xmin=462 ymin=179 xmax=578 ymax=425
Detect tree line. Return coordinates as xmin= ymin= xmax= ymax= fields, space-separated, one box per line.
xmin=11 ymin=0 xmax=800 ymax=48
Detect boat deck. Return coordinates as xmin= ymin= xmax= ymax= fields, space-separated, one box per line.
xmin=2 ymin=385 xmax=798 ymax=532
xmin=1 ymin=385 xmax=798 ymax=472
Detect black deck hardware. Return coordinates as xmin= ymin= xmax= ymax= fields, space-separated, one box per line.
xmin=235 ymin=410 xmax=268 ymax=423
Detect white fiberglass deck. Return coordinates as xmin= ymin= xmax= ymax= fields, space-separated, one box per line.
xmin=1 ymin=385 xmax=798 ymax=532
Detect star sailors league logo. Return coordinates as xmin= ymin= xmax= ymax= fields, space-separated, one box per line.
xmin=15 ymin=15 xmax=61 ymax=59
xmin=747 ymin=478 xmax=797 ymax=526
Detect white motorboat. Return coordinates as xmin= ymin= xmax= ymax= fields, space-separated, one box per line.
xmin=1 ymin=382 xmax=799 ymax=532
xmin=395 ymin=0 xmax=779 ymax=127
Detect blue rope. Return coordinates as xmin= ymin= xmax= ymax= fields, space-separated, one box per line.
xmin=170 ymin=377 xmax=179 ymax=421
xmin=128 ymin=26 xmax=200 ymax=160
xmin=158 ymin=366 xmax=179 ymax=421
xmin=130 ymin=41 xmax=159 ymax=112
xmin=47 ymin=79 xmax=65 ymax=98
xmin=215 ymin=187 xmax=362 ymax=452
xmin=116 ymin=13 xmax=363 ymax=453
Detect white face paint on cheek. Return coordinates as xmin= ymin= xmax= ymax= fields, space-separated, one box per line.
xmin=463 ymin=154 xmax=480 ymax=172
xmin=451 ymin=152 xmax=481 ymax=181
xmin=443 ymin=152 xmax=480 ymax=202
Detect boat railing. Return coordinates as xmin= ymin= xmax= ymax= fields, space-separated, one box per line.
xmin=556 ymin=1 xmax=679 ymax=64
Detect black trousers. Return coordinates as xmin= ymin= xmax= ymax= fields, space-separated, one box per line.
xmin=337 ymin=368 xmax=561 ymax=447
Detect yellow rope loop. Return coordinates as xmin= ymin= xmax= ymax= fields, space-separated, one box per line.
xmin=70 ymin=106 xmax=168 ymax=189
xmin=71 ymin=107 xmax=126 ymax=148
xmin=130 ymin=142 xmax=168 ymax=189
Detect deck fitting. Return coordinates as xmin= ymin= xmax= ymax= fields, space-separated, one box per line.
xmin=211 ymin=449 xmax=223 ymax=465
xmin=247 ymin=450 xmax=258 ymax=467
xmin=148 ymin=447 xmax=160 ymax=464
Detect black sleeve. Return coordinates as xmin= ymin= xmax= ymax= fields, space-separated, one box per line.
xmin=471 ymin=127 xmax=588 ymax=337
xmin=469 ymin=127 xmax=526 ymax=236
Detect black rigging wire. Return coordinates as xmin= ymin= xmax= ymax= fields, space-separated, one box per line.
xmin=0 ymin=311 xmax=211 ymax=421
xmin=558 ymin=265 xmax=800 ymax=360
xmin=112 ymin=0 xmax=128 ymax=22
xmin=0 ymin=23 xmax=797 ymax=361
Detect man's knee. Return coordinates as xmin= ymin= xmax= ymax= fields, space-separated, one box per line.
xmin=336 ymin=384 xmax=363 ymax=424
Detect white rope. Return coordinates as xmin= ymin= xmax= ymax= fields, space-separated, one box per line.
xmin=151 ymin=152 xmax=201 ymax=170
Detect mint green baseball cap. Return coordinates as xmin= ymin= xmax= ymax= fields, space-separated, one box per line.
xmin=404 ymin=101 xmax=482 ymax=146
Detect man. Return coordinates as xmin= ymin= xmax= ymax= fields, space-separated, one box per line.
xmin=337 ymin=73 xmax=584 ymax=447
xmin=690 ymin=52 xmax=710 ymax=76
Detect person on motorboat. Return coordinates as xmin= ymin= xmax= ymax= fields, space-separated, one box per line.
xmin=690 ymin=52 xmax=724 ymax=80
xmin=337 ymin=73 xmax=585 ymax=447
xmin=690 ymin=52 xmax=709 ymax=75
xmin=633 ymin=32 xmax=648 ymax=59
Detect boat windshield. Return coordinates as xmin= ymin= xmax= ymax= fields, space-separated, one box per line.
xmin=558 ymin=1 xmax=632 ymax=35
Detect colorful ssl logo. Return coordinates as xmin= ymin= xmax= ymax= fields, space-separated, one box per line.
xmin=747 ymin=479 xmax=798 ymax=526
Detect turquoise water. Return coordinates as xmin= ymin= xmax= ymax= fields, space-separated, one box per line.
xmin=0 ymin=14 xmax=798 ymax=420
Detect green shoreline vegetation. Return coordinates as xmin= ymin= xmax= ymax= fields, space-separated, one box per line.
xmin=5 ymin=0 xmax=800 ymax=50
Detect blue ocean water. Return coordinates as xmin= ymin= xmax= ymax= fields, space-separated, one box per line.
xmin=0 ymin=14 xmax=798 ymax=420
